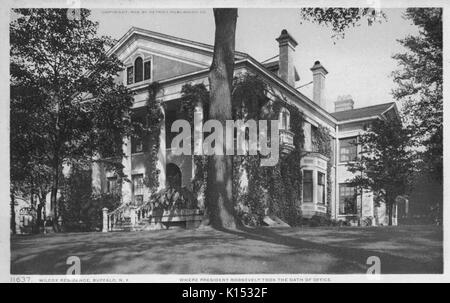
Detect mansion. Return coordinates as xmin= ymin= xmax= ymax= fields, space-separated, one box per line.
xmin=92 ymin=27 xmax=401 ymax=228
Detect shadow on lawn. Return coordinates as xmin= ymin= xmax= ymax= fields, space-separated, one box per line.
xmin=215 ymin=226 xmax=443 ymax=274
xmin=10 ymin=225 xmax=443 ymax=275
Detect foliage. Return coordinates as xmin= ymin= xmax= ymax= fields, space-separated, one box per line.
xmin=229 ymin=74 xmax=305 ymax=226
xmin=180 ymin=83 xmax=210 ymax=123
xmin=178 ymin=83 xmax=210 ymax=198
xmin=299 ymin=8 xmax=386 ymax=39
xmin=60 ymin=167 xmax=121 ymax=232
xmin=270 ymin=105 xmax=305 ymax=226
xmin=312 ymin=125 xmax=333 ymax=214
xmin=392 ymin=8 xmax=443 ymax=182
xmin=10 ymin=9 xmax=135 ymax=229
xmin=141 ymin=82 xmax=164 ymax=193
xmin=150 ymin=187 xmax=199 ymax=211
xmin=346 ymin=118 xmax=416 ymax=225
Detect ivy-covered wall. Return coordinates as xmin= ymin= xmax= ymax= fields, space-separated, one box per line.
xmin=177 ymin=74 xmax=334 ymax=226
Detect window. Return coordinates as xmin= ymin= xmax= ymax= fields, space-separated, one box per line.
xmin=317 ymin=172 xmax=325 ymax=204
xmin=131 ymin=136 xmax=144 ymax=153
xmin=144 ymin=61 xmax=151 ymax=80
xmin=131 ymin=115 xmax=148 ymax=153
xmin=279 ymin=108 xmax=290 ymax=130
xmin=339 ymin=137 xmax=357 ymax=162
xmin=311 ymin=125 xmax=319 ymax=152
xmin=132 ymin=174 xmax=144 ymax=204
xmin=339 ymin=184 xmax=357 ymax=215
xmin=127 ymin=57 xmax=151 ymax=85
xmin=134 ymin=57 xmax=143 ymax=83
xmin=303 ymin=170 xmax=313 ymax=203
xmin=107 ymin=177 xmax=120 ymax=195
xmin=127 ymin=66 xmax=134 ymax=85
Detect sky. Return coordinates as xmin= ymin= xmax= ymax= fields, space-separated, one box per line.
xmin=90 ymin=8 xmax=419 ymax=112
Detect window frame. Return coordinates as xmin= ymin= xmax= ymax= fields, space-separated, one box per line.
xmin=126 ymin=66 xmax=134 ymax=85
xmin=317 ymin=171 xmax=326 ymax=204
xmin=279 ymin=108 xmax=290 ymax=131
xmin=339 ymin=183 xmax=357 ymax=215
xmin=339 ymin=136 xmax=358 ymax=163
xmin=106 ymin=176 xmax=119 ymax=195
xmin=303 ymin=170 xmax=313 ymax=203
xmin=126 ymin=56 xmax=152 ymax=85
xmin=132 ymin=174 xmax=144 ymax=204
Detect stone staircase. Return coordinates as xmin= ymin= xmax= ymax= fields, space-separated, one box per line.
xmin=104 ymin=202 xmax=204 ymax=232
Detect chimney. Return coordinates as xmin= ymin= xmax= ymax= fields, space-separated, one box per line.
xmin=334 ymin=95 xmax=355 ymax=112
xmin=276 ymin=29 xmax=298 ymax=86
xmin=310 ymin=61 xmax=328 ymax=108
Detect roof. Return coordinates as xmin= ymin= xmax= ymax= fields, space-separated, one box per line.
xmin=331 ymin=102 xmax=396 ymax=122
xmin=108 ymin=27 xmax=340 ymax=125
xmin=262 ymin=60 xmax=300 ymax=81
xmin=107 ymin=26 xmax=249 ymax=60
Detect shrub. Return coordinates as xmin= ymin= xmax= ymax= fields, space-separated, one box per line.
xmin=150 ymin=186 xmax=198 ymax=211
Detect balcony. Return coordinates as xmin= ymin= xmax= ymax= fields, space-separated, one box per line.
xmin=279 ymin=129 xmax=294 ymax=153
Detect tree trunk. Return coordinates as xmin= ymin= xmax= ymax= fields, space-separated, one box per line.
xmin=387 ymin=199 xmax=393 ymax=226
xmin=50 ymin=161 xmax=60 ymax=232
xmin=205 ymin=8 xmax=238 ymax=229
xmin=35 ymin=192 xmax=46 ymax=234
xmin=10 ymin=192 xmax=16 ymax=235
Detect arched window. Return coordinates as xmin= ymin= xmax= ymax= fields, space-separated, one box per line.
xmin=134 ymin=57 xmax=143 ymax=83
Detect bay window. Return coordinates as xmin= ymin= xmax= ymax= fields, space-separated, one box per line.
xmin=303 ymin=170 xmax=313 ymax=203
xmin=317 ymin=172 xmax=325 ymax=204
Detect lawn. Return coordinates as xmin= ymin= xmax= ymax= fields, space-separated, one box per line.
xmin=10 ymin=225 xmax=442 ymax=274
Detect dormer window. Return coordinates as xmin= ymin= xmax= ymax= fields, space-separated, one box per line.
xmin=127 ymin=56 xmax=152 ymax=85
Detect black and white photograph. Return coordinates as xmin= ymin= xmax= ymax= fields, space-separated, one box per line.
xmin=2 ymin=0 xmax=447 ymax=283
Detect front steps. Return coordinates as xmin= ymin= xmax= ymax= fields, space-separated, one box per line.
xmin=106 ymin=208 xmax=204 ymax=232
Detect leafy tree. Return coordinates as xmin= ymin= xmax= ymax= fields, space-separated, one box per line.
xmin=10 ymin=9 xmax=135 ymax=231
xmin=10 ymin=76 xmax=53 ymax=233
xmin=205 ymin=8 xmax=384 ymax=228
xmin=347 ymin=119 xmax=416 ymax=225
xmin=392 ymin=8 xmax=443 ymax=182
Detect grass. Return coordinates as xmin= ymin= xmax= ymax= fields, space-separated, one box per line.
xmin=11 ymin=225 xmax=442 ymax=274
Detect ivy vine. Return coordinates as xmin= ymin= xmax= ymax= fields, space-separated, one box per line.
xmin=142 ymin=82 xmax=163 ymax=193
xmin=312 ymin=124 xmax=333 ymax=214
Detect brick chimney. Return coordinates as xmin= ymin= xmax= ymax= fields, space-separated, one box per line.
xmin=310 ymin=61 xmax=328 ymax=108
xmin=276 ymin=29 xmax=298 ymax=87
xmin=334 ymin=95 xmax=355 ymax=112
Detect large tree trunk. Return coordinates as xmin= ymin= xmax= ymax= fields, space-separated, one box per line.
xmin=35 ymin=191 xmax=46 ymax=234
xmin=205 ymin=8 xmax=238 ymax=229
xmin=50 ymin=160 xmax=60 ymax=232
xmin=10 ymin=192 xmax=16 ymax=235
xmin=387 ymin=195 xmax=393 ymax=226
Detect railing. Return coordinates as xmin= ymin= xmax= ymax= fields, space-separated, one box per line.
xmin=103 ymin=203 xmax=130 ymax=232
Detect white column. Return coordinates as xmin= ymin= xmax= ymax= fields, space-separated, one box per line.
xmin=193 ymin=100 xmax=203 ymax=156
xmin=91 ymin=153 xmax=102 ymax=195
xmin=121 ymin=136 xmax=132 ymax=203
xmin=192 ymin=100 xmax=203 ymax=189
xmin=157 ymin=105 xmax=166 ymax=191
xmin=102 ymin=208 xmax=108 ymax=232
xmin=130 ymin=206 xmax=137 ymax=229
xmin=304 ymin=122 xmax=312 ymax=151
